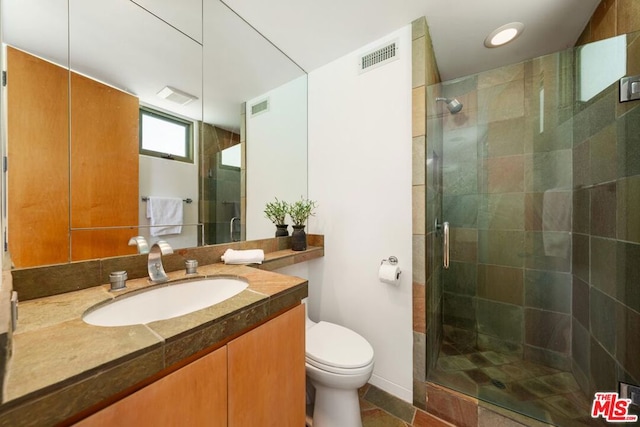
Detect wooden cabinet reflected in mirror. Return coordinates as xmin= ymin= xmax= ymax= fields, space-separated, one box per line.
xmin=7 ymin=47 xmax=70 ymax=267
xmin=8 ymin=47 xmax=139 ymax=267
xmin=70 ymin=71 xmax=139 ymax=261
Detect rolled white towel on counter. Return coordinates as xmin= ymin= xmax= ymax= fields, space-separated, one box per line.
xmin=221 ymin=249 xmax=265 ymax=265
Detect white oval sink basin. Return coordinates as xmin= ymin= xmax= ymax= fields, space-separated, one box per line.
xmin=83 ymin=278 xmax=248 ymax=327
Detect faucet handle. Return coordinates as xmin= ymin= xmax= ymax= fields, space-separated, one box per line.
xmin=109 ymin=271 xmax=128 ymax=291
xmin=128 ymin=236 xmax=150 ymax=254
xmin=185 ymin=259 xmax=198 ymax=275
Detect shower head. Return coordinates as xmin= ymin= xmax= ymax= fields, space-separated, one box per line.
xmin=436 ymin=97 xmax=463 ymax=114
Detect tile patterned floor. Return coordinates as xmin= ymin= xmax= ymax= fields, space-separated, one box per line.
xmin=305 ymin=339 xmax=629 ymax=427
xmin=359 ymin=384 xmax=454 ymax=427
xmin=306 ymin=383 xmax=454 ymax=427
xmin=430 ymin=338 xmax=607 ymax=427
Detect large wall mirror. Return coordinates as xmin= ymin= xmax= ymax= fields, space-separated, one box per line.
xmin=2 ymin=0 xmax=308 ymax=268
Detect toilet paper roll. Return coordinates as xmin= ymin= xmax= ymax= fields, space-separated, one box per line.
xmin=379 ymin=263 xmax=401 ymax=286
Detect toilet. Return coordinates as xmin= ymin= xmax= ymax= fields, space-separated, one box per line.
xmin=305 ymin=304 xmax=375 ymax=427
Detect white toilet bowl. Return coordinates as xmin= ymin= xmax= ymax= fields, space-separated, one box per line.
xmin=306 ymin=318 xmax=374 ymax=427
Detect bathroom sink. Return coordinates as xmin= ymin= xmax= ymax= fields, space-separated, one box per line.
xmin=83 ymin=278 xmax=248 ymax=327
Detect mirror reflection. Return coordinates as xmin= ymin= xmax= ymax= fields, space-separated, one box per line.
xmin=2 ymin=0 xmax=308 ymax=268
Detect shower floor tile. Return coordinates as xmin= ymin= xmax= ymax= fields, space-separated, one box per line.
xmin=466 ymin=352 xmax=493 ymax=367
xmin=437 ymin=354 xmax=478 ymax=371
xmin=508 ymin=382 xmax=539 ymax=401
xmin=517 ymin=378 xmax=558 ymax=398
xmin=431 ymin=339 xmax=597 ymax=426
xmin=481 ymin=366 xmax=512 ymax=382
xmin=481 ymin=351 xmax=519 ymax=365
xmin=499 ymin=363 xmax=534 ymax=380
xmin=544 ymin=395 xmax=586 ymax=419
xmin=537 ymin=373 xmax=580 ymax=394
xmin=465 ymin=368 xmax=493 ymax=384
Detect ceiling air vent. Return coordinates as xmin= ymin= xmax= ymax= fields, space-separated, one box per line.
xmin=250 ymin=98 xmax=269 ymax=117
xmin=156 ymin=86 xmax=198 ymax=105
xmin=359 ymin=39 xmax=399 ymax=73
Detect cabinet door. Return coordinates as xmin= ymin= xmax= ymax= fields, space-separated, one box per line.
xmin=228 ymin=304 xmax=305 ymax=426
xmin=76 ymin=346 xmax=227 ymax=427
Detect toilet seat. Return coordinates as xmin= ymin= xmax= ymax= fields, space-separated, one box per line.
xmin=306 ymin=321 xmax=374 ymax=375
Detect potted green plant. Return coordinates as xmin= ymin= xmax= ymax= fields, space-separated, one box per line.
xmin=288 ymin=197 xmax=317 ymax=251
xmin=264 ymin=198 xmax=290 ymax=237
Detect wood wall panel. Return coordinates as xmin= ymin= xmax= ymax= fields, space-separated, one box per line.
xmin=7 ymin=47 xmax=70 ymax=267
xmin=70 ymin=72 xmax=139 ymax=260
xmin=7 ymin=47 xmax=140 ymax=266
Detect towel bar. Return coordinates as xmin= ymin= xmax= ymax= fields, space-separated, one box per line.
xmin=141 ymin=196 xmax=193 ymax=204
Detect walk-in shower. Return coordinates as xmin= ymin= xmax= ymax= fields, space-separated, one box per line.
xmin=199 ymin=123 xmax=243 ymax=244
xmin=426 ymin=30 xmax=640 ymax=426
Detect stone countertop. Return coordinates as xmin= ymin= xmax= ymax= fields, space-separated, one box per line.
xmin=0 ymin=246 xmax=322 ymax=426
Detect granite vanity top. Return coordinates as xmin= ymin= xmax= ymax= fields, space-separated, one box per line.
xmin=0 ymin=246 xmax=322 ymax=426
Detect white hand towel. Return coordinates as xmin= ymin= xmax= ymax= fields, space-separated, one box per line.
xmin=146 ymin=196 xmax=183 ymax=237
xmin=221 ymin=249 xmax=265 ymax=264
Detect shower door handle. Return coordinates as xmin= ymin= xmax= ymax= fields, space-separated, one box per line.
xmin=230 ymin=217 xmax=240 ymax=242
xmin=443 ymin=221 xmax=450 ymax=269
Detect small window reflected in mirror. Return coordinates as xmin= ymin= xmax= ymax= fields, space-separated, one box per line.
xmin=140 ymin=107 xmax=194 ymax=162
xmin=220 ymin=144 xmax=241 ymax=168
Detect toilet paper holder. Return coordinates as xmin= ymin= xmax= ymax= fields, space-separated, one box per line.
xmin=381 ymin=256 xmax=399 ymax=266
xmin=379 ymin=256 xmax=401 ymax=283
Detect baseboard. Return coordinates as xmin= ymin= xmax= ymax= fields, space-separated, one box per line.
xmin=369 ymin=373 xmax=412 ymax=403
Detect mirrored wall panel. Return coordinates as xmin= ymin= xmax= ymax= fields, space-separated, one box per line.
xmin=2 ymin=0 xmax=307 ymax=267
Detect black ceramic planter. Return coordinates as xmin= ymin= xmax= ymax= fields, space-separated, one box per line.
xmin=275 ymin=224 xmax=289 ymax=237
xmin=291 ymin=225 xmax=307 ymax=251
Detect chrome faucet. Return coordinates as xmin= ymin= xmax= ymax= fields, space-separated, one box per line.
xmin=148 ymin=241 xmax=174 ymax=283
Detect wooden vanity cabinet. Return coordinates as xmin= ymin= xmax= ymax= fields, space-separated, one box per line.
xmin=75 ymin=304 xmax=305 ymax=426
xmin=228 ymin=303 xmax=306 ymax=426
xmin=75 ymin=346 xmax=227 ymax=427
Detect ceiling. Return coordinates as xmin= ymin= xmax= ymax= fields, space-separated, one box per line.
xmin=222 ymin=0 xmax=601 ymax=80
xmin=2 ymin=0 xmax=602 ymax=129
xmin=2 ymin=0 xmax=305 ymax=130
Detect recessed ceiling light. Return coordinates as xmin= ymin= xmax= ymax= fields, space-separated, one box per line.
xmin=484 ymin=22 xmax=525 ymax=48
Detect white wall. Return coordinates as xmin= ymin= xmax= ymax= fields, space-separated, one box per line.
xmin=305 ymin=26 xmax=413 ymax=401
xmin=246 ymin=75 xmax=308 ymax=240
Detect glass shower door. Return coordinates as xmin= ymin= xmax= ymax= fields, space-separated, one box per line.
xmin=427 ymin=30 xmax=640 ymax=426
